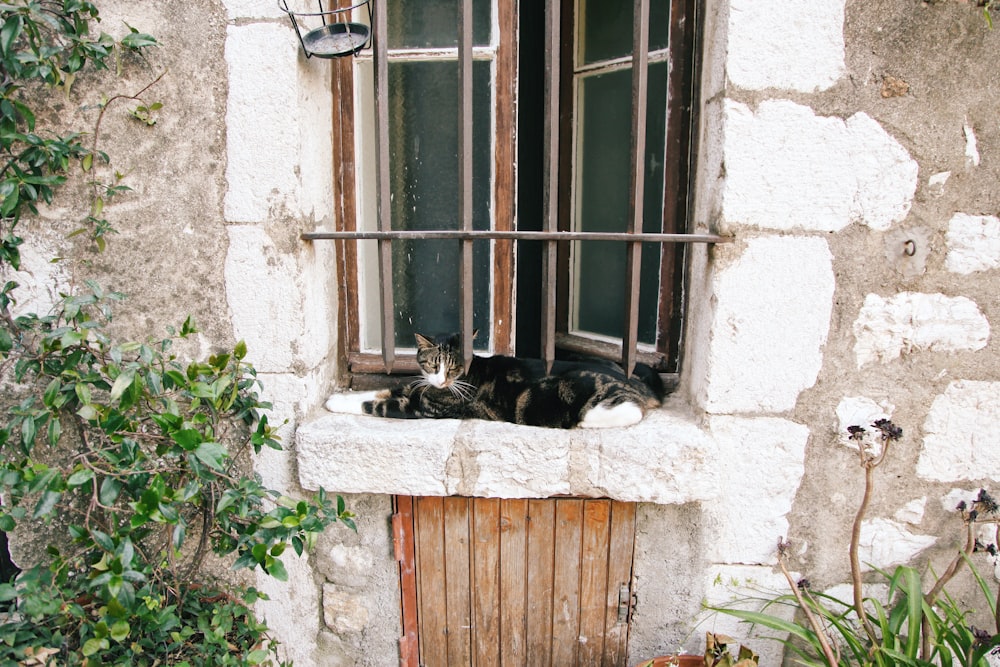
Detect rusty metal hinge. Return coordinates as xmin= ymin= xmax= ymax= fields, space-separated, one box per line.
xmin=617 ymin=583 xmax=633 ymax=624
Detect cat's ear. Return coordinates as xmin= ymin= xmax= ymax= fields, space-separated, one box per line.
xmin=414 ymin=333 xmax=435 ymax=350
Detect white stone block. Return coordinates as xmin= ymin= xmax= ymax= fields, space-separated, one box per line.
xmin=296 ymin=408 xmax=722 ymax=503
xmin=727 ymin=0 xmax=845 ymax=92
xmin=225 ymin=0 xmax=286 ymax=20
xmin=965 ymin=122 xmax=981 ymax=168
xmin=853 ymin=292 xmax=989 ymax=368
xmin=723 ymin=100 xmax=917 ymax=232
xmin=894 ymin=498 xmax=926 ymax=525
xmin=835 ymin=397 xmax=893 ymax=441
xmin=0 ymin=239 xmax=69 ymax=317
xmin=225 ymin=23 xmax=300 ymax=223
xmin=256 ymin=552 xmax=321 ymax=667
xmin=703 ymin=416 xmax=809 ymax=564
xmin=918 ymin=381 xmax=1000 ymax=482
xmin=946 ymin=213 xmax=1000 ymax=274
xmin=700 ymin=236 xmax=834 ymax=413
xmin=857 ymin=518 xmax=936 ymax=571
xmin=322 ymin=586 xmax=371 ymax=636
xmin=225 ymin=226 xmax=301 ymax=372
xmin=297 ymin=414 xmax=456 ymax=496
xmin=702 ymin=564 xmax=794 ymax=667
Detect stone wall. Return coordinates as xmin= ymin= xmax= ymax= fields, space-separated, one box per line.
xmin=5 ymin=0 xmax=1000 ymax=664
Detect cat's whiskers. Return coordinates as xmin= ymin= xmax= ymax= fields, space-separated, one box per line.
xmin=449 ymin=379 xmax=477 ymax=402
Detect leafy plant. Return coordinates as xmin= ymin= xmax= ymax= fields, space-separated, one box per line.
xmin=0 ymin=283 xmax=355 ymax=665
xmin=0 ymin=3 xmax=354 ymax=664
xmin=708 ymin=421 xmax=1000 ymax=666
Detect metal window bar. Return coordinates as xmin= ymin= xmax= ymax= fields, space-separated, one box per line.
xmin=458 ymin=0 xmax=474 ymax=373
xmin=303 ymin=0 xmax=733 ymax=377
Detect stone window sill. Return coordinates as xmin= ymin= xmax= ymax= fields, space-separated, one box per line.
xmin=295 ymin=396 xmax=720 ymax=503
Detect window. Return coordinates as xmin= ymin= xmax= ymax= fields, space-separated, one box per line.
xmin=308 ymin=0 xmax=717 ymax=386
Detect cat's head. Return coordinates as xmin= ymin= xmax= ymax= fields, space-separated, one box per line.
xmin=414 ymin=332 xmax=472 ymax=388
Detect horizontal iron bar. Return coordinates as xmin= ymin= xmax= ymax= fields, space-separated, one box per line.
xmin=302 ymin=230 xmax=732 ymax=243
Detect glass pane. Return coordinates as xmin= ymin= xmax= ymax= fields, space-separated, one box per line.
xmin=377 ymin=61 xmax=492 ymax=349
xmin=388 ymin=0 xmax=491 ymax=49
xmin=578 ymin=0 xmax=670 ymax=66
xmin=572 ymin=61 xmax=668 ymax=345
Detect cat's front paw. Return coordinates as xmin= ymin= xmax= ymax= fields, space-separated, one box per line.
xmin=325 ymin=390 xmax=381 ymax=415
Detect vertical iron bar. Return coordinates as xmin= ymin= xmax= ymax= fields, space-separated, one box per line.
xmin=540 ymin=0 xmax=560 ymax=373
xmin=459 ymin=0 xmax=475 ymax=372
xmin=373 ymin=0 xmax=395 ymax=372
xmin=622 ymin=0 xmax=650 ymax=377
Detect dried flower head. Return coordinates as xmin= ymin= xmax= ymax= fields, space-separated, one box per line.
xmin=971 ymin=625 xmax=992 ymax=648
xmin=873 ymin=419 xmax=903 ymax=441
xmin=797 ymin=578 xmax=811 ymax=590
xmin=847 ymin=425 xmax=866 ymax=441
xmin=977 ymin=488 xmax=999 ymax=514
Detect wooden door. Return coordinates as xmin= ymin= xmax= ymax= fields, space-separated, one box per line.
xmin=392 ymin=496 xmax=637 ymax=667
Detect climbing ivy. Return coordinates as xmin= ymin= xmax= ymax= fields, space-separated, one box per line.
xmin=0 ymin=3 xmax=352 ymax=664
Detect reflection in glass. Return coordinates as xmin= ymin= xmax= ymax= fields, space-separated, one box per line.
xmin=356 ymin=60 xmax=493 ymax=350
xmin=388 ymin=0 xmax=492 ymax=49
xmin=577 ymin=0 xmax=670 ymax=66
xmin=572 ymin=62 xmax=668 ymax=345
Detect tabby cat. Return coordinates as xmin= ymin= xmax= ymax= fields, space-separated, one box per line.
xmin=328 ymin=332 xmax=665 ymax=429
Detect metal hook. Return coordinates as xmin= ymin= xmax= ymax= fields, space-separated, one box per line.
xmin=903 ymin=239 xmax=916 ymax=257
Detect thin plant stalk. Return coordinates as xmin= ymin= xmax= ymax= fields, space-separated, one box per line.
xmin=777 ymin=541 xmax=839 ymax=666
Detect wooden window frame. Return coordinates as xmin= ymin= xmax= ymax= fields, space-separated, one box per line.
xmin=305 ymin=0 xmax=729 ymax=387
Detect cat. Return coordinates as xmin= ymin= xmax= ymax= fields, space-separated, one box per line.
xmin=327 ymin=332 xmax=665 ymax=429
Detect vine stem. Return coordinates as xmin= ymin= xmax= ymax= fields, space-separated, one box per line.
xmin=88 ymin=70 xmax=166 ymax=160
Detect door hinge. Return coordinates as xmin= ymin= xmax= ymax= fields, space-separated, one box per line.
xmin=617 ymin=583 xmax=633 ymax=624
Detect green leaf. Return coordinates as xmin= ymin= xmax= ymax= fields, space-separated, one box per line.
xmin=234 ymin=340 xmax=247 ymax=360
xmin=99 ymin=476 xmax=122 ymax=505
xmin=82 ymin=637 xmax=108 ymax=656
xmin=247 ymin=649 xmax=271 ymax=664
xmin=109 ymin=368 xmax=134 ymax=402
xmin=91 ymin=529 xmax=115 ymax=552
xmin=193 ymin=441 xmax=227 ymax=471
xmin=67 ymin=468 xmax=95 ymax=487
xmin=171 ymin=428 xmax=202 ymax=451
xmin=266 ymin=558 xmax=288 ymax=582
xmin=110 ymin=620 xmax=130 ymax=642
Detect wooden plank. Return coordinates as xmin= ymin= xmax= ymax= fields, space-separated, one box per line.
xmin=499 ymin=499 xmax=528 ymax=666
xmin=551 ymin=499 xmax=584 ymax=667
xmin=443 ymin=497 xmax=472 ymax=666
xmin=579 ymin=500 xmax=612 ymax=665
xmin=471 ymin=498 xmax=501 ymax=667
xmin=415 ymin=497 xmax=449 ymax=667
xmin=394 ymin=497 xmax=420 ymax=667
xmin=604 ymin=502 xmax=637 ymax=667
xmin=525 ymin=499 xmax=556 ymax=665
xmin=492 ymin=0 xmax=517 ymax=355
